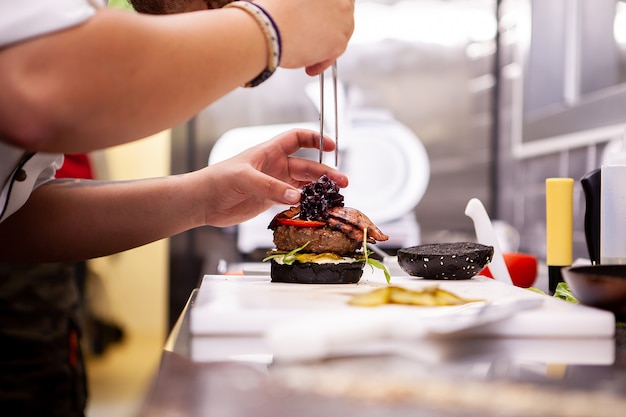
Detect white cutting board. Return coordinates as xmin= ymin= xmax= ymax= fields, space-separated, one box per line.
xmin=190 ymin=270 xmax=616 ymax=339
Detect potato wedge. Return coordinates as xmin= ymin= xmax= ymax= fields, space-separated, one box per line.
xmin=348 ymin=285 xmax=476 ymax=307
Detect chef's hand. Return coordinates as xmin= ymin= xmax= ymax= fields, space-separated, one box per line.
xmin=142 ymin=0 xmax=353 ymax=75
xmin=198 ymin=129 xmax=348 ymax=227
xmin=255 ymin=0 xmax=354 ymax=75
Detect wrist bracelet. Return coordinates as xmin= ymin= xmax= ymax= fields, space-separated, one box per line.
xmin=224 ymin=1 xmax=282 ymax=88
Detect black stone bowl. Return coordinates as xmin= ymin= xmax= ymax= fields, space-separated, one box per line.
xmin=562 ymin=264 xmax=626 ymax=320
xmin=397 ymin=242 xmax=494 ymax=280
xmin=270 ymin=260 xmax=364 ymax=284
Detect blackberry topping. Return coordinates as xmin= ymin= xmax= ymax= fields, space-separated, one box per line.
xmin=299 ymin=175 xmax=344 ymax=220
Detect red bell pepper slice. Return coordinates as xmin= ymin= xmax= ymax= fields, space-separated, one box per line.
xmin=277 ymin=218 xmax=326 ymax=228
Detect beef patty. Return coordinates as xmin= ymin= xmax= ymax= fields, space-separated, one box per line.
xmin=272 ymin=225 xmax=360 ymax=256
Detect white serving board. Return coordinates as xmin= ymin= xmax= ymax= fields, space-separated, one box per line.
xmin=190 ymin=270 xmax=616 ymax=339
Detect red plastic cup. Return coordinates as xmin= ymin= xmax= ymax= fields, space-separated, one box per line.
xmin=481 ymin=252 xmax=538 ymax=288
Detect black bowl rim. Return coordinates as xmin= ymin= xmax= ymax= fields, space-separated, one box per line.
xmin=563 ymin=264 xmax=626 ymax=281
xmin=562 ymin=264 xmax=626 ymax=319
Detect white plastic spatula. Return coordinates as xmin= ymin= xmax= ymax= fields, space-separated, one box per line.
xmin=465 ymin=198 xmax=513 ymax=285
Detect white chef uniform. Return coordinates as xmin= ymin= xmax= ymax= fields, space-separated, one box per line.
xmin=0 ymin=0 xmax=105 ymax=223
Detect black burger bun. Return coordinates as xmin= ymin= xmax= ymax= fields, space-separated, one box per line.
xmin=270 ymin=260 xmax=364 ymax=284
xmin=397 ymin=242 xmax=494 ymax=280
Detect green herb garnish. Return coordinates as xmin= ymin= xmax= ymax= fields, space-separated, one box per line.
xmin=263 ymin=242 xmax=310 ymax=265
xmin=553 ymin=282 xmax=579 ymax=304
xmin=359 ymin=228 xmax=391 ymax=283
xmin=526 ymin=283 xmax=579 ymax=304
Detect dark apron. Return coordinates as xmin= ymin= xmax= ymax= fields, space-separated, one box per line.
xmin=0 ymin=262 xmax=87 ymax=417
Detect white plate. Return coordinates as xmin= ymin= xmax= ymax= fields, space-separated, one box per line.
xmin=338 ymin=118 xmax=429 ymax=224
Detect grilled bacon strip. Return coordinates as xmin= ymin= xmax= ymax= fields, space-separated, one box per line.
xmin=327 ymin=206 xmax=389 ymax=242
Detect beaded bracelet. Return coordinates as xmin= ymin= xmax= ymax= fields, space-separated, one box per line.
xmin=224 ymin=1 xmax=282 ymax=88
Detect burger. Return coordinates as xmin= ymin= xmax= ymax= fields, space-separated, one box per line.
xmin=264 ymin=175 xmax=390 ymax=284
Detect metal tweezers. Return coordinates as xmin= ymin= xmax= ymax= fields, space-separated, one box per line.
xmin=319 ymin=62 xmax=339 ymax=167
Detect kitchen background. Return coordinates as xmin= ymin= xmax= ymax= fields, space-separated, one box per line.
xmin=169 ymin=0 xmax=497 ymax=326
xmin=88 ymin=1 xmax=626 ymax=415
xmin=165 ymin=0 xmax=626 ymax=326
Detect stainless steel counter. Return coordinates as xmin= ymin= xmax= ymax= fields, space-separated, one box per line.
xmin=137 ymin=287 xmax=626 ymax=417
